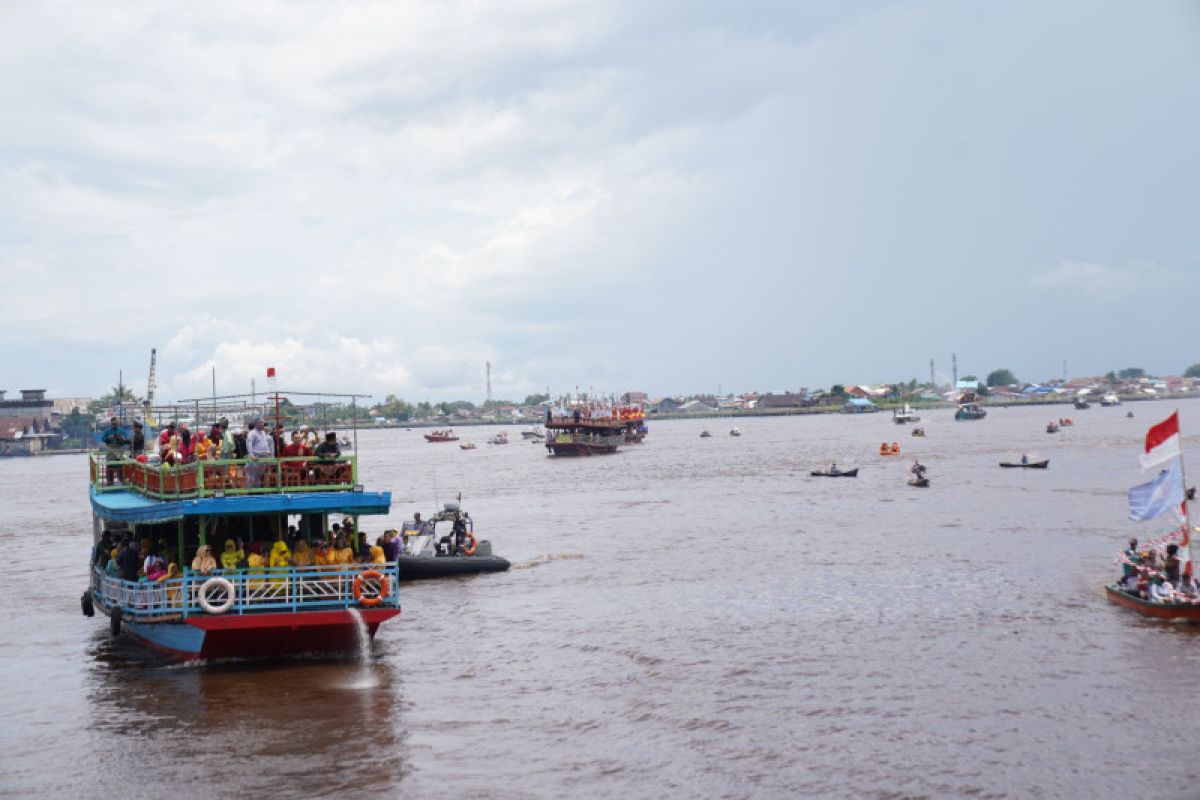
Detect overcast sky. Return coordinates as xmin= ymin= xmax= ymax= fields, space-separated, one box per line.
xmin=3 ymin=1 xmax=1198 ymax=403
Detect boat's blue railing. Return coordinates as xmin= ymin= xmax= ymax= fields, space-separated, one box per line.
xmin=91 ymin=564 xmax=400 ymax=620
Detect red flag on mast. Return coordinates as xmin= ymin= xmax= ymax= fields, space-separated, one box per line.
xmin=1141 ymin=411 xmax=1180 ymax=470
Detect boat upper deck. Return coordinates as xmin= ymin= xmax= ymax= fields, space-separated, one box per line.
xmin=545 ymin=404 xmax=645 ymax=431
xmin=90 ymin=452 xmax=364 ymax=501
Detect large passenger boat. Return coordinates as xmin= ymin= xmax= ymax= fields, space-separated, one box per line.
xmin=82 ymin=389 xmax=401 ymax=661
xmin=544 ymin=400 xmax=630 ymax=456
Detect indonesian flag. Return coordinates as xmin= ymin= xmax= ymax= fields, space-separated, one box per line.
xmin=1140 ymin=411 xmax=1180 ymax=471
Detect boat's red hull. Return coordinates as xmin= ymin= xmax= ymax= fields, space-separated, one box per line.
xmin=1105 ymin=586 xmax=1200 ymax=622
xmin=126 ymin=608 xmax=401 ymax=661
xmin=545 ymin=442 xmax=619 ymax=456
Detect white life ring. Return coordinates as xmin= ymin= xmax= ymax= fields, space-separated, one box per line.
xmin=198 ymin=577 xmax=236 ymax=614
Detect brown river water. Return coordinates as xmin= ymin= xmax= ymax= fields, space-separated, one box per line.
xmin=2 ymin=401 xmax=1200 ymax=799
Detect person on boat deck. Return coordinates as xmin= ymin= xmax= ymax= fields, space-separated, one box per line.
xmin=93 ymin=532 xmax=114 ymax=567
xmin=829 ymin=463 xmax=839 ymax=475
xmin=178 ymin=424 xmax=195 ymax=463
xmin=369 ymin=541 xmax=387 ymax=565
xmin=144 ymin=554 xmax=167 ymax=582
xmin=1149 ymin=576 xmax=1176 ymax=603
xmin=117 ymin=537 xmax=140 ymax=581
xmin=879 ymin=442 xmax=889 ymax=453
xmin=158 ymin=421 xmax=176 ymax=447
xmin=452 ymin=512 xmax=470 ymax=555
xmin=191 ymin=545 xmax=217 ymax=575
xmin=313 ymin=540 xmax=333 ymax=566
xmin=282 ymin=431 xmax=310 ymax=458
xmin=1020 ymin=454 xmax=1029 ymax=465
xmin=193 ymin=430 xmax=212 ymax=461
xmin=311 ymin=432 xmax=341 ymax=482
xmin=220 ymin=538 xmax=244 ymax=571
xmin=269 ymin=539 xmax=292 ymax=569
xmin=246 ymin=418 xmax=275 ymax=487
xmin=357 ymin=532 xmax=374 ymax=562
xmin=1164 ymin=544 xmax=1182 ymax=585
xmin=271 ymin=423 xmax=287 ymax=458
xmin=131 ymin=420 xmax=145 ymax=455
xmin=382 ymin=530 xmax=400 ymax=562
xmin=101 ymin=417 xmax=130 ymax=485
xmin=911 ymin=460 xmax=926 ymax=477
xmin=292 ymin=539 xmax=313 ymax=567
xmin=159 ymin=562 xmax=179 ymax=583
xmin=1122 ymin=539 xmax=1141 ymax=579
xmin=105 ymin=551 xmax=121 ymax=577
xmin=331 ymin=534 xmax=355 ymax=567
xmin=217 ymin=418 xmax=235 ymax=458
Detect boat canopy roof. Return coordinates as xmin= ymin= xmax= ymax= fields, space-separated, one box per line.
xmin=90 ymin=486 xmax=391 ymax=524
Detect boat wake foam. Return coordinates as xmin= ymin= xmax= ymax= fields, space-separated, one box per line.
xmin=510 ymin=553 xmax=586 ymax=569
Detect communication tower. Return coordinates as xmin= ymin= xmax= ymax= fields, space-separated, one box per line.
xmin=486 ymin=361 xmax=492 ymax=408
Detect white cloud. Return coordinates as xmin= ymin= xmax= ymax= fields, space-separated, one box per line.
xmin=1029 ymin=261 xmax=1178 ymax=305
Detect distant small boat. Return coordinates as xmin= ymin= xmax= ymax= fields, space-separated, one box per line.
xmin=700 ymin=431 xmax=712 ymax=438
xmin=911 ymin=427 xmax=925 ymax=438
xmin=1046 ymin=423 xmax=1059 ymax=434
xmin=460 ymin=442 xmax=476 ymax=450
xmin=892 ymin=404 xmax=920 ymax=424
xmin=425 ymin=429 xmax=459 ymax=443
xmin=521 ymin=426 xmax=546 ymax=440
xmin=729 ymin=428 xmax=741 ymax=437
xmin=1074 ymin=398 xmax=1090 ymax=410
xmin=908 ymin=476 xmax=930 ymax=488
xmin=999 ymin=459 xmax=1049 ymax=469
xmin=1126 ymin=411 xmax=1134 ymax=418
xmin=487 ymin=431 xmax=509 ymax=445
xmin=1100 ymin=393 xmax=1121 ymax=407
xmin=810 ymin=467 xmax=858 ymax=478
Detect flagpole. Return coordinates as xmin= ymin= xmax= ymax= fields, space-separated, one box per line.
xmin=1176 ymin=409 xmax=1195 ymax=577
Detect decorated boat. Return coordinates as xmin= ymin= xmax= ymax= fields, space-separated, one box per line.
xmin=545 ymin=400 xmax=627 ymax=456
xmin=397 ymin=502 xmax=510 ymax=580
xmin=424 ymin=429 xmax=459 ymax=442
xmin=81 ymin=386 xmax=400 ymax=661
xmin=619 ymin=404 xmax=649 ymax=444
xmin=1106 ymin=410 xmax=1200 ymax=621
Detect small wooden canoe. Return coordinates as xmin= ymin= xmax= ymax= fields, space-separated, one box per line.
xmin=999 ymin=460 xmax=1049 ymax=469
xmin=1105 ymin=585 xmax=1200 ymax=622
xmin=908 ymin=477 xmax=930 ymax=488
xmin=810 ymin=468 xmax=859 ymax=478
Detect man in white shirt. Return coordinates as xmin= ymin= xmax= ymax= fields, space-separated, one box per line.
xmin=246 ymin=417 xmax=275 ymax=487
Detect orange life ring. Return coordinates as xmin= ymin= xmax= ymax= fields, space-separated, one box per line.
xmin=461 ymin=533 xmax=477 ymax=556
xmin=352 ymin=569 xmax=390 ymax=607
